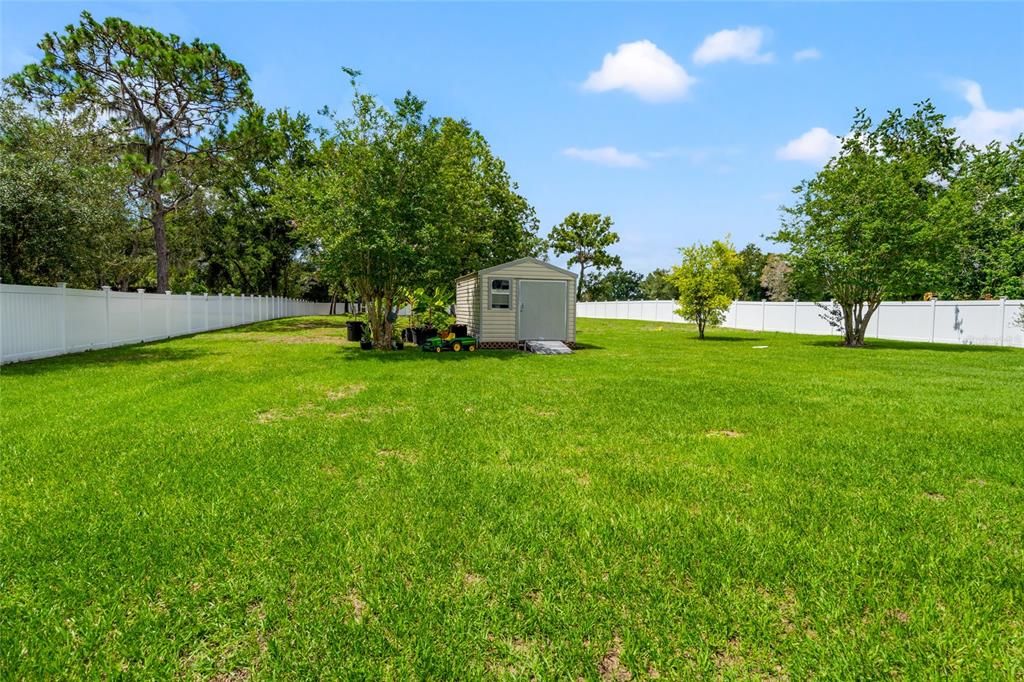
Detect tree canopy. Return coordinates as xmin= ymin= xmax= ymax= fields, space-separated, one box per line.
xmin=5 ymin=11 xmax=252 ymax=291
xmin=773 ymin=101 xmax=964 ymax=346
xmin=274 ymin=79 xmax=541 ymax=348
xmin=547 ymin=212 xmax=621 ymax=301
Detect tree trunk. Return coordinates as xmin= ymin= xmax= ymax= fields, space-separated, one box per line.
xmin=329 ymin=292 xmax=337 ymax=316
xmin=698 ymin=317 xmax=706 ymax=340
xmin=841 ymin=300 xmax=878 ymax=347
xmin=577 ymin=264 xmax=586 ymax=301
xmin=152 ymin=206 xmax=170 ymax=293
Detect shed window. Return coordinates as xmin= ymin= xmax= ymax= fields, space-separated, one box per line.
xmin=490 ymin=279 xmax=511 ymax=309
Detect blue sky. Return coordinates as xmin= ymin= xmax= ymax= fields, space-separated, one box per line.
xmin=3 ymin=2 xmax=1023 ymax=273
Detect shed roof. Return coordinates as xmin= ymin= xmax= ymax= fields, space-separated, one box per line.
xmin=477 ymin=257 xmax=577 ymax=278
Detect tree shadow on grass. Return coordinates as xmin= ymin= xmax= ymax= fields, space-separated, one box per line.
xmin=216 ymin=316 xmax=350 ymax=335
xmin=802 ymin=338 xmax=1017 ymax=353
xmin=1 ymin=344 xmax=216 ymax=376
xmin=339 ymin=347 xmax=523 ymax=363
xmin=692 ymin=335 xmax=764 ymax=343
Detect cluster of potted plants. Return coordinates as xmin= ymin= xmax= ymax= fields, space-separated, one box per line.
xmin=347 ymin=286 xmax=459 ymax=351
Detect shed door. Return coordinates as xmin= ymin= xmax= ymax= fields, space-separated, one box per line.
xmin=518 ymin=280 xmax=567 ymax=340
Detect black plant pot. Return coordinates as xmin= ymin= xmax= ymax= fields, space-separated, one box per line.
xmin=401 ymin=328 xmax=415 ymax=343
xmin=392 ymin=340 xmax=405 ymax=351
xmin=449 ymin=324 xmax=468 ymax=337
xmin=346 ymin=321 xmax=365 ymax=342
xmin=414 ymin=327 xmax=438 ymax=345
xmin=359 ymin=340 xmax=373 ymax=350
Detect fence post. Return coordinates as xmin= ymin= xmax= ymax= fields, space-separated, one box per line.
xmin=930 ymin=297 xmax=937 ymax=343
xmin=102 ymin=285 xmax=112 ymax=347
xmin=793 ymin=299 xmax=799 ymax=333
xmin=230 ymin=294 xmax=236 ymax=326
xmin=219 ymin=293 xmax=224 ymax=329
xmin=874 ymin=304 xmax=882 ymax=338
xmin=186 ymin=292 xmax=192 ymax=334
xmin=761 ymin=299 xmax=767 ymax=331
xmin=57 ymin=282 xmax=68 ymax=353
xmin=137 ymin=289 xmax=145 ymax=342
xmin=165 ymin=291 xmax=171 ymax=338
xmin=204 ymin=293 xmax=210 ymax=331
xmin=999 ymin=297 xmax=1007 ymax=347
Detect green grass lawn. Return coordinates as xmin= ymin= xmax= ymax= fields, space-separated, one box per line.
xmin=2 ymin=317 xmax=1022 ymax=679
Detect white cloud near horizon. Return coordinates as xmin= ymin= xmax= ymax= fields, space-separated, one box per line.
xmin=951 ymin=79 xmax=1024 ymax=147
xmin=582 ymin=40 xmax=696 ymax=102
xmin=793 ymin=48 xmax=821 ymax=62
xmin=693 ymin=27 xmax=774 ymax=65
xmin=562 ymin=146 xmax=648 ymax=168
xmin=776 ymin=127 xmax=842 ymax=162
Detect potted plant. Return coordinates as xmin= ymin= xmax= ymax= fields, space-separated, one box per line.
xmin=414 ymin=287 xmax=453 ymax=344
xmin=391 ymin=331 xmax=405 ymax=351
xmin=359 ymin=324 xmax=374 ymax=350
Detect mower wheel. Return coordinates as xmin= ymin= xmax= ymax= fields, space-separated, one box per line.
xmin=468 ymin=344 xmax=477 ymax=352
xmin=452 ymin=342 xmax=462 ymax=352
xmin=435 ymin=346 xmax=442 ymax=353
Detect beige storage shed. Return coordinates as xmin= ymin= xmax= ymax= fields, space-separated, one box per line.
xmin=455 ymin=257 xmax=577 ymax=349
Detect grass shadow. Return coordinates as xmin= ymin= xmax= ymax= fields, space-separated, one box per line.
xmin=802 ymin=338 xmax=1018 ymax=353
xmin=693 ymin=335 xmax=764 ymax=343
xmin=1 ymin=345 xmax=216 ymax=376
xmin=340 ymin=347 xmax=523 ymax=363
xmin=216 ymin=316 xmax=351 ymax=335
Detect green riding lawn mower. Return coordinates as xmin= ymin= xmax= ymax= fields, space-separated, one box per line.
xmin=420 ymin=332 xmax=478 ymax=353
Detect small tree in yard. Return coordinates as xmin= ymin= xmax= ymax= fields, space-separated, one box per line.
xmin=671 ymin=239 xmax=741 ymax=339
xmin=773 ymin=101 xmax=962 ymax=346
xmin=548 ymin=212 xmax=621 ymax=300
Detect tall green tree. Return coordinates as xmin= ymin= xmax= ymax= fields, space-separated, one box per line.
xmin=585 ymin=268 xmax=644 ymax=301
xmin=276 ymin=78 xmax=540 ymax=348
xmin=670 ymin=239 xmax=741 ymax=340
xmin=0 ymin=98 xmax=142 ymax=288
xmin=640 ymin=268 xmax=679 ymax=300
xmin=774 ymin=101 xmax=963 ymax=346
xmin=936 ymin=136 xmax=1024 ymax=299
xmin=735 ymin=243 xmax=768 ymax=300
xmin=173 ymin=106 xmax=316 ymax=295
xmin=547 ymin=212 xmax=621 ymax=300
xmin=5 ymin=11 xmax=252 ymax=292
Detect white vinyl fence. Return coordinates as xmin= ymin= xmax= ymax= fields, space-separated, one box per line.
xmin=0 ymin=282 xmax=331 ymax=364
xmin=578 ymin=299 xmax=1024 ymax=348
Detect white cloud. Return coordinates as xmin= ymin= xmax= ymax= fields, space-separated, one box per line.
xmin=582 ymin=40 xmax=696 ymax=102
xmin=793 ymin=48 xmax=821 ymax=62
xmin=562 ymin=146 xmax=647 ymax=168
xmin=776 ymin=127 xmax=842 ymax=162
xmin=693 ymin=27 xmax=774 ymax=65
xmin=951 ymin=79 xmax=1024 ymax=147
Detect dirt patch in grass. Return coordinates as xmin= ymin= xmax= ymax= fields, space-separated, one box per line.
xmin=599 ymin=633 xmax=632 ymax=681
xmin=348 ymin=590 xmax=368 ymax=624
xmin=706 ymin=429 xmax=744 ymax=438
xmin=923 ymin=491 xmax=946 ymax=501
xmin=888 ymin=609 xmax=910 ymax=624
xmin=210 ymin=668 xmax=251 ymax=682
xmin=463 ymin=573 xmax=485 ymax=588
xmin=255 ymin=409 xmax=290 ymax=424
xmin=327 ymin=384 xmax=366 ymax=400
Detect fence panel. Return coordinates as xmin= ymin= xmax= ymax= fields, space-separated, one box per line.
xmin=1 ymin=283 xmax=330 ymax=364
xmin=577 ymin=298 xmax=1024 ymax=348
